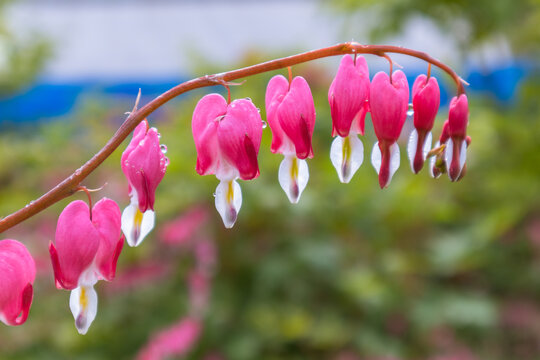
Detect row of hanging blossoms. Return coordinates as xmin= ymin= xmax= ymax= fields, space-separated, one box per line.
xmin=0 ymin=43 xmax=469 ymax=334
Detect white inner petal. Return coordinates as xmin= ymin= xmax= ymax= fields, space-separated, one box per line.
xmin=459 ymin=138 xmax=467 ymax=173
xmin=371 ymin=141 xmax=382 ymax=174
xmin=121 ymin=202 xmax=155 ymax=247
xmin=330 ymin=135 xmax=364 ymax=183
xmin=423 ymin=131 xmax=433 ymax=160
xmin=70 ymin=285 xmax=98 ymax=335
xmin=215 ymin=179 xmax=242 ymax=229
xmin=278 ymin=155 xmax=309 ymax=204
xmin=444 ymin=137 xmax=454 ymax=180
xmin=388 ymin=142 xmax=400 ymax=182
xmin=407 ymin=129 xmax=418 ymax=172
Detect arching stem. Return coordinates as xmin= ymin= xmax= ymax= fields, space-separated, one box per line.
xmin=0 ymin=42 xmax=466 ymax=234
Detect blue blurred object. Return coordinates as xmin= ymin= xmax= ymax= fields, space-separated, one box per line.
xmin=466 ymin=61 xmax=527 ymax=105
xmin=0 ymin=59 xmax=529 ymax=124
xmin=0 ymin=78 xmax=187 ymax=124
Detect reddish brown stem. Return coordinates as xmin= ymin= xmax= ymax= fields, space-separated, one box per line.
xmin=381 ymin=54 xmax=394 ymax=84
xmin=287 ymin=66 xmax=293 ymax=84
xmin=224 ymin=83 xmax=231 ymax=104
xmin=76 ymin=186 xmax=94 ymax=221
xmin=0 ymin=42 xmax=466 ymax=234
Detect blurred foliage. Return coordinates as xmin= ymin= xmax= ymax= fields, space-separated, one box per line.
xmin=1 ymin=1 xmax=540 ymax=360
xmin=326 ymin=0 xmax=540 ymax=55
xmin=0 ymin=0 xmax=50 ymax=94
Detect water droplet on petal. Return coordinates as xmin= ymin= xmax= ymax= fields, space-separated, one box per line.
xmin=160 ymin=144 xmax=168 ymax=154
xmin=245 ymin=97 xmax=252 ymax=101
xmin=261 ymin=120 xmax=267 ymax=129
xmin=213 ymin=192 xmax=216 ymax=198
xmin=407 ymin=103 xmax=414 ymax=117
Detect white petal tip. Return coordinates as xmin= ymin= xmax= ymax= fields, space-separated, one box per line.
xmin=371 ymin=141 xmax=382 ymax=175
xmin=121 ymin=203 xmax=155 ymax=247
xmin=215 ymin=179 xmax=242 ymax=228
xmin=407 ymin=129 xmax=418 ymax=173
xmin=70 ymin=286 xmax=98 ymax=336
xmin=278 ymin=156 xmax=309 ymax=204
xmin=330 ymin=135 xmax=364 ymax=183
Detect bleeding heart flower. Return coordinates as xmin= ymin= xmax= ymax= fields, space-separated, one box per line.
xmin=328 ymin=54 xmax=370 ymax=183
xmin=446 ymin=94 xmax=469 ymax=181
xmin=49 ymin=198 xmax=123 ymax=334
xmin=121 ymin=120 xmax=169 ymax=247
xmin=265 ymin=74 xmax=316 ymax=202
xmin=192 ymin=94 xmax=262 ymax=228
xmin=407 ymin=74 xmax=440 ymax=174
xmin=0 ymin=239 xmax=35 ymax=326
xmin=369 ymin=70 xmax=409 ymax=188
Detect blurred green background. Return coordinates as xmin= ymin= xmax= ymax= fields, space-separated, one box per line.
xmin=1 ymin=0 xmax=540 ymax=359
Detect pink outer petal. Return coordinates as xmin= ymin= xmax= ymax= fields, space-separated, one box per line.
xmin=277 ymin=76 xmax=316 ymax=159
xmin=448 ymin=94 xmax=469 ymax=138
xmin=192 ymin=94 xmax=228 ymax=176
xmin=0 ymin=240 xmax=36 ymax=326
xmin=52 ymin=200 xmax=100 ymax=290
xmin=370 ymin=70 xmax=409 ymax=142
xmin=0 ymin=240 xmax=36 ymax=284
xmin=217 ymin=99 xmax=263 ymax=180
xmin=121 ymin=121 xmax=149 ymax=177
xmin=125 ymin=128 xmax=168 ymax=212
xmin=328 ymin=55 xmax=370 ymax=137
xmin=439 ymin=120 xmax=450 ymax=144
xmin=412 ymin=75 xmax=440 ymax=131
xmin=265 ymin=75 xmax=290 ymax=154
xmin=92 ymin=198 xmax=123 ymax=281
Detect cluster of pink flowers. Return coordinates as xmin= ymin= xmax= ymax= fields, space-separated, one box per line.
xmin=0 ymin=53 xmax=469 ymax=337
xmin=193 ymin=54 xmax=470 ymax=227
xmin=0 ymin=117 xmax=169 ymax=334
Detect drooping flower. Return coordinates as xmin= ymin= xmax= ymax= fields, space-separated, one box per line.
xmin=446 ymin=94 xmax=469 ymax=181
xmin=192 ymin=94 xmax=262 ymax=228
xmin=430 ymin=117 xmax=471 ymax=180
xmin=407 ymin=74 xmax=440 ymax=173
xmin=328 ymin=54 xmax=370 ymax=183
xmin=265 ymin=74 xmax=316 ymax=202
xmin=0 ymin=239 xmax=36 ymax=326
xmin=369 ymin=70 xmax=409 ymax=188
xmin=49 ymin=198 xmax=123 ymax=334
xmin=121 ymin=120 xmax=169 ymax=247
